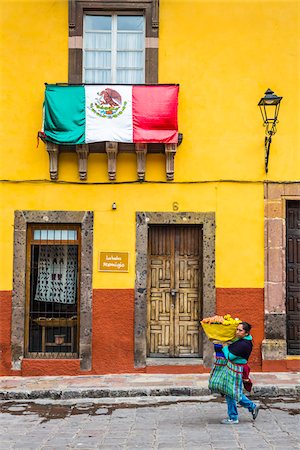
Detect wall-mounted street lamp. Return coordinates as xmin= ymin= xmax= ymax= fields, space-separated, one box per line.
xmin=258 ymin=88 xmax=282 ymax=173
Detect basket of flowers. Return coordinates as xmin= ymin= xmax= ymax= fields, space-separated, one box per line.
xmin=200 ymin=314 xmax=241 ymax=342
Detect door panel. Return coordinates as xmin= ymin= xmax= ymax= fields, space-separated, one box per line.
xmin=286 ymin=201 xmax=300 ymax=355
xmin=147 ymin=225 xmax=203 ymax=357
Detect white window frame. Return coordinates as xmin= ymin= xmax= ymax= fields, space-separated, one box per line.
xmin=83 ymin=13 xmax=145 ymax=84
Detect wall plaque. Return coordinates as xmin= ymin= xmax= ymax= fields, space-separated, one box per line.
xmin=99 ymin=252 xmax=129 ymax=272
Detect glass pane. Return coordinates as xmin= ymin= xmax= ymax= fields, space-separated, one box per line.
xmin=85 ymin=32 xmax=111 ymax=50
xmin=117 ymin=51 xmax=143 ymax=68
xmin=68 ymin=230 xmax=77 ymax=240
xmin=85 ymin=15 xmax=112 ymax=31
xmin=61 ymin=230 xmax=68 ymax=240
xmin=117 ymin=69 xmax=144 ymax=84
xmin=42 ymin=230 xmax=52 ymax=240
xmin=54 ymin=230 xmax=61 ymax=240
xmin=117 ymin=16 xmax=144 ymax=31
xmin=117 ymin=33 xmax=143 ymax=51
xmin=85 ymin=69 xmax=111 ymax=83
xmin=85 ymin=51 xmax=111 ymax=69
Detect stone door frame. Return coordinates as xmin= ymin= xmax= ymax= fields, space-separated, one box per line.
xmin=134 ymin=212 xmax=216 ymax=368
xmin=263 ymin=182 xmax=300 ymax=360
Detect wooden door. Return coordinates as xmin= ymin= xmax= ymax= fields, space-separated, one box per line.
xmin=286 ymin=201 xmax=300 ymax=355
xmin=147 ymin=225 xmax=203 ymax=357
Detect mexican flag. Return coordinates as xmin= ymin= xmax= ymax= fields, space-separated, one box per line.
xmin=42 ymin=84 xmax=179 ymax=145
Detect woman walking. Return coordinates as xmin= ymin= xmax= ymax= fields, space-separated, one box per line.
xmin=220 ymin=322 xmax=260 ymax=424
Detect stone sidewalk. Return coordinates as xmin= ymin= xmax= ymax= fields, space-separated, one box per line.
xmin=0 ymin=372 xmax=299 ymax=400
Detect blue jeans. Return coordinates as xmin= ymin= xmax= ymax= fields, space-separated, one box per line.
xmin=226 ymin=394 xmax=256 ymax=420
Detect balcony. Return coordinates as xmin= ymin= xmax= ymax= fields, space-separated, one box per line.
xmin=39 ymin=84 xmax=182 ymax=181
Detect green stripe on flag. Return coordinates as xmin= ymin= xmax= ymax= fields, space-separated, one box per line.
xmin=44 ymin=85 xmax=85 ymax=145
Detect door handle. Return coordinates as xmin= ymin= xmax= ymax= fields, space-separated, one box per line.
xmin=170 ymin=289 xmax=178 ymax=297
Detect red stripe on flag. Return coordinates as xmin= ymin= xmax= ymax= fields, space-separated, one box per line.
xmin=132 ymin=85 xmax=178 ymax=143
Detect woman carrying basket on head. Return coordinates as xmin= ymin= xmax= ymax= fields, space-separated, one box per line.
xmin=209 ymin=322 xmax=260 ymax=424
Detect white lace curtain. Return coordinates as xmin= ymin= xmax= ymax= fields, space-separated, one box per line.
xmin=34 ymin=246 xmax=77 ymax=304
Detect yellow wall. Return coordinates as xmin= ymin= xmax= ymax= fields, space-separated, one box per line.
xmin=160 ymin=0 xmax=300 ymax=180
xmin=1 ymin=0 xmax=298 ymax=290
xmin=0 ymin=182 xmax=264 ymax=289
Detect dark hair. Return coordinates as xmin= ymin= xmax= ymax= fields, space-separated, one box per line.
xmin=241 ymin=322 xmax=252 ymax=334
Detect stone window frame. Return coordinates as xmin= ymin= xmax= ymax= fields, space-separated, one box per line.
xmin=69 ymin=0 xmax=159 ymax=84
xmin=134 ymin=212 xmax=216 ymax=368
xmin=263 ymin=182 xmax=300 ymax=361
xmin=11 ymin=211 xmax=93 ymax=371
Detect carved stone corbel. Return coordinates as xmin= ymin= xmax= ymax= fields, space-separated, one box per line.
xmin=135 ymin=143 xmax=147 ymax=181
xmin=165 ymin=143 xmax=177 ymax=181
xmin=105 ymin=142 xmax=118 ymax=180
xmin=46 ymin=142 xmax=59 ymax=180
xmin=76 ymin=144 xmax=89 ymax=180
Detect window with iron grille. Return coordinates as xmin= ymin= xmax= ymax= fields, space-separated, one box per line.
xmin=25 ymin=225 xmax=81 ymax=358
xmin=83 ymin=14 xmax=145 ymax=84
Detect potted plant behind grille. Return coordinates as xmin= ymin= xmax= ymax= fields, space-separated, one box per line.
xmin=54 ymin=334 xmax=65 ymax=345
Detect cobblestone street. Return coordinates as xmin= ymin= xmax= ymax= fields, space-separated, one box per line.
xmin=0 ymin=395 xmax=299 ymax=450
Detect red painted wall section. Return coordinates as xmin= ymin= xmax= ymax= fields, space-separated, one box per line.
xmin=0 ymin=291 xmax=16 ymax=376
xmin=22 ymin=359 xmax=81 ymax=376
xmin=91 ymin=289 xmax=209 ymax=374
xmin=216 ymin=288 xmax=264 ymax=371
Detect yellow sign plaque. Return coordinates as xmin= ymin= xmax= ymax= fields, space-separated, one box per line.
xmin=99 ymin=252 xmax=129 ymax=273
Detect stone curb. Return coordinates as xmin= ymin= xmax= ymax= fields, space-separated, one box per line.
xmin=0 ymin=385 xmax=298 ymax=400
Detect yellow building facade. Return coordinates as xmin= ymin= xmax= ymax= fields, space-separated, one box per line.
xmin=0 ymin=0 xmax=299 ymax=376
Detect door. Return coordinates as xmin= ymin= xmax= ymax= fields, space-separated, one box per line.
xmin=286 ymin=201 xmax=300 ymax=355
xmin=147 ymin=225 xmax=203 ymax=357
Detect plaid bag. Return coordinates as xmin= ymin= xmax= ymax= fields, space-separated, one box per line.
xmin=208 ymin=357 xmax=227 ymax=394
xmin=209 ymin=358 xmax=244 ymax=401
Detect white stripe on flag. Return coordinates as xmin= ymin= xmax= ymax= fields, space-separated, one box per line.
xmin=85 ymin=85 xmax=133 ymax=143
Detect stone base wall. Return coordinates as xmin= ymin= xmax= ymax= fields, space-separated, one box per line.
xmin=1 ymin=285 xmax=298 ymax=376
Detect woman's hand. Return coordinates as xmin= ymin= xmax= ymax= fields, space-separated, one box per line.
xmin=222 ymin=343 xmax=228 ymax=347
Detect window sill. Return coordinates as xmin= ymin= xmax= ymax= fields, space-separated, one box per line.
xmin=25 ymin=353 xmax=79 ymax=359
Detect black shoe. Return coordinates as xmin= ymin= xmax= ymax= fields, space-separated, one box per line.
xmin=252 ymin=403 xmax=260 ymax=420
